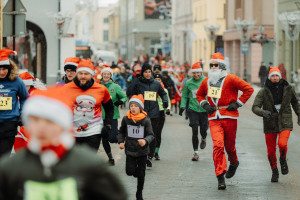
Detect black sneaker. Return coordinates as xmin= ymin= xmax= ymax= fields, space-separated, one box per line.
xmin=109 ymin=158 xmax=115 ymax=166
xmin=154 ymin=153 xmax=160 ymax=160
xmin=146 ymin=157 xmax=152 ymax=167
xmin=217 ymin=173 xmax=226 ymax=190
xmin=280 ymin=158 xmax=289 ymax=175
xmin=200 ymin=139 xmax=206 ymax=149
xmin=136 ymin=191 xmax=143 ymax=200
xmin=271 ymin=168 xmax=279 ymax=182
xmin=225 ymin=161 xmax=239 ymax=179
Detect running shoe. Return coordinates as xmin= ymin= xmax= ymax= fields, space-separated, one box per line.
xmin=192 ymin=153 xmax=199 ymax=161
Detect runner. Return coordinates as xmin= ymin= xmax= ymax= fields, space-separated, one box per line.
xmin=63 ymin=59 xmax=114 ymax=152
xmin=126 ymin=63 xmax=168 ymax=167
xmin=0 ymin=49 xmax=28 ymax=157
xmin=196 ymin=52 xmax=254 ymax=190
xmin=0 ymin=87 xmax=127 ymax=200
xmin=101 ymin=66 xmax=128 ymax=165
xmin=252 ymin=66 xmax=300 ymax=182
xmin=57 ymin=57 xmax=79 ymax=85
xmin=118 ymin=94 xmax=154 ymax=200
xmin=179 ymin=62 xmax=208 ymax=161
xmin=153 ymin=73 xmax=171 ymax=160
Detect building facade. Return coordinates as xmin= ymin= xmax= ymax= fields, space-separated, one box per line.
xmin=223 ymin=0 xmax=274 ymax=84
xmin=108 ymin=3 xmax=120 ymax=58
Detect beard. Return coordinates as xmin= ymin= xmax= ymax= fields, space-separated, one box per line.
xmin=74 ymin=109 xmax=95 ymax=127
xmin=208 ymin=69 xmax=222 ymax=85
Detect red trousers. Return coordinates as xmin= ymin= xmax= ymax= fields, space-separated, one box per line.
xmin=209 ymin=119 xmax=238 ymax=176
xmin=265 ymin=130 xmax=290 ymax=169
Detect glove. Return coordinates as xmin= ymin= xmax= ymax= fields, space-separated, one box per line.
xmin=262 ymin=110 xmax=272 ymax=120
xmin=101 ymin=125 xmax=111 ymax=138
xmin=227 ymin=102 xmax=240 ymax=111
xmin=297 ymin=117 xmax=300 ymax=126
xmin=166 ymin=109 xmax=171 ymax=115
xmin=179 ymin=108 xmax=185 ymax=116
xmin=163 ymin=102 xmax=168 ymax=109
xmin=202 ymin=102 xmax=216 ymax=115
xmin=114 ymin=100 xmax=123 ymax=107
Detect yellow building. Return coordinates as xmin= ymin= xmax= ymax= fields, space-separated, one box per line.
xmin=192 ymin=0 xmax=226 ymax=71
xmin=108 ymin=4 xmax=120 ymax=57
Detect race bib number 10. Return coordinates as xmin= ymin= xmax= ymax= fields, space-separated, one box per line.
xmin=207 ymin=87 xmax=222 ymax=98
xmin=127 ymin=125 xmax=145 ymax=139
xmin=144 ymin=91 xmax=157 ymax=101
xmin=0 ymin=97 xmax=12 ymax=110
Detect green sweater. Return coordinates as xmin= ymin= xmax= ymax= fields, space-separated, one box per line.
xmin=180 ymin=75 xmax=206 ymax=112
xmin=158 ymin=88 xmax=171 ymax=111
xmin=101 ymin=80 xmax=127 ymax=119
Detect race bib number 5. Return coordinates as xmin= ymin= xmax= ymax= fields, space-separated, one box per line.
xmin=0 ymin=97 xmax=12 ymax=110
xmin=127 ymin=125 xmax=145 ymax=139
xmin=144 ymin=91 xmax=157 ymax=101
xmin=207 ymin=87 xmax=222 ymax=98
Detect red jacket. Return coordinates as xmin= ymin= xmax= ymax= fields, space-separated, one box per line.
xmin=196 ymin=74 xmax=254 ymax=120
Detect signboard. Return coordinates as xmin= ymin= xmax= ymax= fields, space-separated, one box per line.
xmin=144 ymin=0 xmax=172 ymax=20
xmin=241 ymin=42 xmax=249 ymax=55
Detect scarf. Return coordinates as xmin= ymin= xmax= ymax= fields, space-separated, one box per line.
xmin=74 ymin=77 xmax=94 ymax=91
xmin=126 ymin=110 xmax=147 ymax=123
xmin=27 ymin=132 xmax=75 ymax=176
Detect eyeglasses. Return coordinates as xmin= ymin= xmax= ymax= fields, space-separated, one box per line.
xmin=66 ymin=69 xmax=76 ymax=74
xmin=209 ymin=63 xmax=219 ymax=68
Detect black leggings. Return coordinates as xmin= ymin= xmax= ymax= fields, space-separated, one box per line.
xmin=149 ymin=118 xmax=160 ymax=157
xmin=192 ymin=125 xmax=207 ymax=151
xmin=156 ymin=111 xmax=166 ymax=148
xmin=126 ymin=155 xmax=147 ymax=192
xmin=0 ymin=121 xmax=17 ymax=158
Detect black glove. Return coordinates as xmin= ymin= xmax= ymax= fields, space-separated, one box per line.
xmin=202 ymin=102 xmax=216 ymax=115
xmin=101 ymin=125 xmax=111 ymax=138
xmin=262 ymin=110 xmax=272 ymax=120
xmin=163 ymin=102 xmax=168 ymax=109
xmin=179 ymin=108 xmax=185 ymax=116
xmin=297 ymin=117 xmax=300 ymax=126
xmin=166 ymin=109 xmax=171 ymax=115
xmin=227 ymin=102 xmax=240 ymax=111
xmin=114 ymin=100 xmax=123 ymax=107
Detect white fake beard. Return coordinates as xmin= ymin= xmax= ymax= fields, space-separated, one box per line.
xmin=73 ymin=109 xmax=95 ymax=127
xmin=208 ymin=69 xmax=222 ymax=85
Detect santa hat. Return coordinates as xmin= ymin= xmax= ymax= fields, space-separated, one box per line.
xmin=19 ymin=72 xmax=35 ymax=86
xmin=191 ymin=62 xmax=203 ymax=73
xmin=129 ymin=94 xmax=144 ymax=110
xmin=210 ymin=52 xmax=226 ymax=66
xmin=268 ymin=66 xmax=282 ymax=79
xmin=0 ymin=49 xmax=17 ymax=66
xmin=76 ymin=59 xmax=95 ymax=76
xmin=133 ymin=64 xmax=142 ymax=72
xmin=179 ymin=66 xmax=185 ymax=72
xmin=64 ymin=57 xmax=79 ymax=71
xmin=162 ymin=65 xmax=169 ymax=72
xmin=101 ymin=65 xmax=113 ymax=77
xmin=22 ymin=86 xmax=73 ymax=131
xmin=76 ymin=95 xmax=96 ymax=105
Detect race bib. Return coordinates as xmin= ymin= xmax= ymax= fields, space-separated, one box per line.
xmin=0 ymin=97 xmax=12 ymax=110
xmin=24 ymin=177 xmax=78 ymax=200
xmin=144 ymin=91 xmax=157 ymax=101
xmin=192 ymin=90 xmax=198 ymax=98
xmin=207 ymin=87 xmax=222 ymax=98
xmin=127 ymin=125 xmax=145 ymax=139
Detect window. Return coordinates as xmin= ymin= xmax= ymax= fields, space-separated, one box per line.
xmin=235 ymin=0 xmax=242 ymax=9
xmin=104 ymin=18 xmax=109 ymax=24
xmin=103 ymin=30 xmax=109 ymax=41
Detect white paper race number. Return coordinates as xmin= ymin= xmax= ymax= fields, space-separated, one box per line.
xmin=127 ymin=125 xmax=145 ymax=138
xmin=207 ymin=87 xmax=222 ymax=98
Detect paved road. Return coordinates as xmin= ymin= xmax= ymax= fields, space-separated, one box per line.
xmin=98 ymin=89 xmax=300 ymax=200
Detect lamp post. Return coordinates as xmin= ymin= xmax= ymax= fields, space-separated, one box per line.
xmin=234 ymin=19 xmax=255 ymax=82
xmin=204 ymin=25 xmax=220 ymax=56
xmin=278 ymin=11 xmax=300 ymax=86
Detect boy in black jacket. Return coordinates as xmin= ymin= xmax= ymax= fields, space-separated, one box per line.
xmin=119 ymin=94 xmax=154 ymax=200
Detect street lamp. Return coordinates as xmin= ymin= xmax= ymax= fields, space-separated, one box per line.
xmin=278 ymin=11 xmax=300 ymax=86
xmin=204 ymin=25 xmax=220 ymax=55
xmin=234 ymin=19 xmax=255 ymax=82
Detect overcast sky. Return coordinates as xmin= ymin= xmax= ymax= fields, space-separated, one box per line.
xmin=98 ymin=0 xmax=119 ymax=6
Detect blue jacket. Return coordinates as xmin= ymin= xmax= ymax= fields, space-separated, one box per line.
xmin=0 ymin=77 xmax=28 ymax=122
xmin=112 ymin=74 xmax=126 ymax=90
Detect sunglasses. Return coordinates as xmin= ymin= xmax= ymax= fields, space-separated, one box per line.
xmin=209 ymin=63 xmax=219 ymax=68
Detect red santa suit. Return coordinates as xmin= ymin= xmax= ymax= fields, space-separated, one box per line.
xmin=196 ymin=54 xmax=254 ymax=177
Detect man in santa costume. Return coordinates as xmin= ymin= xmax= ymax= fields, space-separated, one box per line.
xmin=196 ymin=52 xmax=254 ymax=190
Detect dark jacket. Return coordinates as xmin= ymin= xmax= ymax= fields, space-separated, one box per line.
xmin=162 ymin=75 xmax=176 ymax=99
xmin=0 ymin=146 xmax=127 ymax=200
xmin=118 ymin=116 xmax=154 ymax=157
xmin=258 ymin=65 xmax=267 ymax=77
xmin=126 ymin=77 xmax=168 ymax=119
xmin=252 ymin=79 xmax=300 ymax=133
